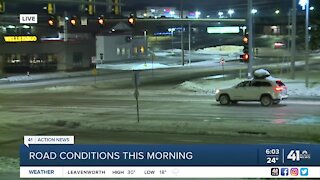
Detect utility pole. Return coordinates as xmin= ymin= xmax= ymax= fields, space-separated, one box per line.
xmin=188 ymin=22 xmax=191 ymax=64
xmin=290 ymin=0 xmax=297 ymax=79
xmin=63 ymin=11 xmax=68 ymax=42
xmin=106 ymin=0 xmax=112 ymax=13
xmin=144 ymin=30 xmax=148 ymax=57
xmin=180 ymin=0 xmax=185 ymax=66
xmin=247 ymin=0 xmax=253 ymax=78
xmin=305 ymin=0 xmax=309 ymax=88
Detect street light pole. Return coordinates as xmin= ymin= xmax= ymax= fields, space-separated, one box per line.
xmin=63 ymin=11 xmax=68 ymax=42
xmin=180 ymin=0 xmax=185 ymax=66
xmin=171 ymin=30 xmax=174 ymax=53
xmin=290 ymin=0 xmax=297 ymax=79
xmin=188 ymin=22 xmax=191 ymax=64
xmin=305 ymin=0 xmax=309 ymax=88
xmin=247 ymin=0 xmax=254 ymax=78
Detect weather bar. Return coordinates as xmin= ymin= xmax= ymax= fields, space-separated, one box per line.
xmin=20 ymin=136 xmax=320 ymax=178
xmin=20 ymin=166 xmax=319 ymax=178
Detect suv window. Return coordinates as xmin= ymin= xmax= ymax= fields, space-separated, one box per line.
xmin=276 ymin=80 xmax=285 ymax=86
xmin=252 ymin=81 xmax=271 ymax=87
xmin=236 ymin=81 xmax=251 ymax=88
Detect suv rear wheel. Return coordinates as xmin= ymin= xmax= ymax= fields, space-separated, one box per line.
xmin=219 ymin=94 xmax=230 ymax=105
xmin=260 ymin=95 xmax=272 ymax=106
xmin=273 ymin=100 xmax=280 ymax=105
xmin=231 ymin=100 xmax=238 ymax=104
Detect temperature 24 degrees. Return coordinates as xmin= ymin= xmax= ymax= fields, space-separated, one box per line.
xmin=266 ymin=156 xmax=279 ymax=164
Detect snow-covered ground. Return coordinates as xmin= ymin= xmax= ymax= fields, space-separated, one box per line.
xmin=0 ymin=71 xmax=94 ymax=83
xmin=285 ymin=81 xmax=320 ymax=97
xmin=153 ymin=45 xmax=242 ymax=61
xmin=154 ymin=45 xmax=243 ymax=57
xmin=96 ymin=46 xmax=243 ymax=71
xmin=97 ymin=62 xmax=176 ymax=70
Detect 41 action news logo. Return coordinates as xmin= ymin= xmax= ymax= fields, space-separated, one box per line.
xmin=286 ymin=150 xmax=311 ymax=162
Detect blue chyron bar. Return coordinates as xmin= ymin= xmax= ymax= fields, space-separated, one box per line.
xmin=20 ymin=144 xmax=319 ymax=166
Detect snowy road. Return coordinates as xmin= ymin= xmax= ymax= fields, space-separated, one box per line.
xmin=0 ymin=86 xmax=319 ymax=143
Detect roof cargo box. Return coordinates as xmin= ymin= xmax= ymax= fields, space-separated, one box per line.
xmin=253 ymin=69 xmax=271 ymax=79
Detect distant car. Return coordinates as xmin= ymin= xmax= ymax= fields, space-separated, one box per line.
xmin=215 ymin=75 xmax=288 ymax=106
xmin=274 ymin=42 xmax=286 ymax=49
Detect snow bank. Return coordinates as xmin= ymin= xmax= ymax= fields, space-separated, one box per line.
xmin=286 ymin=82 xmax=320 ymax=97
xmin=154 ymin=49 xmax=181 ymax=57
xmin=132 ymin=63 xmax=170 ymax=70
xmin=3 ymin=76 xmax=32 ymax=82
xmin=196 ymin=45 xmax=243 ymax=55
xmin=45 ymin=86 xmax=92 ymax=92
xmin=153 ymin=46 xmax=243 ymax=57
xmin=98 ymin=63 xmax=173 ymax=70
xmin=179 ymin=81 xmax=214 ymax=94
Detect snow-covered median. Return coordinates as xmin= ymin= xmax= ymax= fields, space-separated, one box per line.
xmin=154 ymin=45 xmax=243 ymax=57
xmin=132 ymin=63 xmax=171 ymax=70
xmin=97 ymin=63 xmax=175 ymax=70
xmin=286 ymin=82 xmax=320 ymax=97
xmin=179 ymin=78 xmax=239 ymax=95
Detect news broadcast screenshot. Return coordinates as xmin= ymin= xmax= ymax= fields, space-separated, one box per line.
xmin=1 ymin=0 xmax=320 ymax=179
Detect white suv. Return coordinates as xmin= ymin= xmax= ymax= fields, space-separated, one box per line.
xmin=215 ymin=76 xmax=288 ymax=106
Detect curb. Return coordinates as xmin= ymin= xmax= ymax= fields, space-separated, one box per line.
xmin=288 ymin=96 xmax=320 ymax=101
xmin=0 ymin=80 xmax=9 ymax=84
xmin=0 ymin=70 xmax=117 ymax=84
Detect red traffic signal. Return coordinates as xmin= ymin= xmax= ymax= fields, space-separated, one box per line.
xmin=240 ymin=53 xmax=249 ymax=63
xmin=243 ymin=34 xmax=249 ymax=53
xmin=48 ymin=16 xmax=55 ymax=26
xmin=70 ymin=16 xmax=77 ymax=26
xmin=98 ymin=16 xmax=105 ymax=26
xmin=128 ymin=17 xmax=136 ymax=26
xmin=243 ymin=53 xmax=249 ymax=61
xmin=243 ymin=36 xmax=248 ymax=44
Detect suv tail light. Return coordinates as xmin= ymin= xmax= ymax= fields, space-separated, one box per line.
xmin=274 ymin=86 xmax=283 ymax=92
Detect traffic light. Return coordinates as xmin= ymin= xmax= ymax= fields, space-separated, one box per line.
xmin=98 ymin=15 xmax=105 ymax=26
xmin=243 ymin=34 xmax=249 ymax=53
xmin=240 ymin=34 xmax=249 ymax=63
xmin=112 ymin=0 xmax=121 ymax=15
xmin=0 ymin=1 xmax=5 ymax=13
xmin=239 ymin=53 xmax=249 ymax=62
xmin=87 ymin=0 xmax=95 ymax=15
xmin=47 ymin=3 xmax=55 ymax=15
xmin=48 ymin=16 xmax=56 ymax=27
xmin=128 ymin=16 xmax=136 ymax=26
xmin=70 ymin=16 xmax=77 ymax=26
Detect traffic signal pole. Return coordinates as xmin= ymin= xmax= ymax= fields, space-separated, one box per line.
xmin=63 ymin=11 xmax=68 ymax=42
xmin=290 ymin=0 xmax=297 ymax=79
xmin=180 ymin=0 xmax=185 ymax=66
xmin=305 ymin=0 xmax=309 ymax=88
xmin=247 ymin=0 xmax=253 ymax=79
